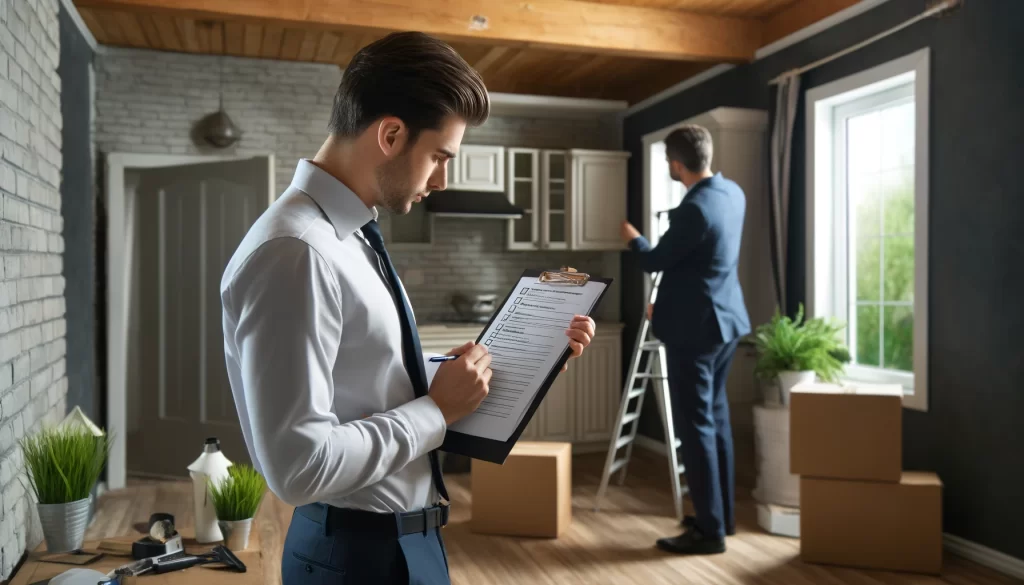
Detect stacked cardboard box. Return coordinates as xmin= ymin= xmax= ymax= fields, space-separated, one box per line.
xmin=790 ymin=382 xmax=943 ymax=575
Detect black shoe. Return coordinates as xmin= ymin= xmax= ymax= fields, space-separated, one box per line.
xmin=680 ymin=515 xmax=736 ymax=536
xmin=656 ymin=528 xmax=727 ymax=555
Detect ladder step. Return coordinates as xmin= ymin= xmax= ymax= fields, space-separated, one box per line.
xmin=640 ymin=341 xmax=663 ymax=351
xmin=618 ymin=412 xmax=640 ymax=426
xmin=610 ymin=458 xmax=629 ymax=474
xmin=634 ymin=373 xmax=667 ymax=380
xmin=627 ymin=387 xmax=645 ymax=399
xmin=615 ymin=435 xmax=634 ymax=450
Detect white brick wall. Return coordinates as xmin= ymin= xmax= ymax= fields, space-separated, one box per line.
xmin=0 ymin=0 xmax=69 ymax=577
xmin=95 ymin=48 xmax=622 ymax=325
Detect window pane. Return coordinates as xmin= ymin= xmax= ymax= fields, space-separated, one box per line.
xmin=881 ymin=167 xmax=914 ymax=236
xmin=884 ymin=236 xmax=914 ymax=302
xmin=548 ymin=154 xmax=565 ymax=180
xmin=847 ymin=111 xmax=881 ymax=174
xmin=883 ymin=305 xmax=913 ymax=371
xmin=514 ymin=182 xmax=532 ymax=210
xmin=514 ymin=152 xmax=533 ymax=179
xmin=514 ymin=215 xmax=532 ymax=243
xmin=549 ymin=212 xmax=565 ymax=243
xmin=849 ymin=172 xmax=880 ymax=238
xmin=549 ymin=187 xmax=565 ymax=211
xmin=855 ymin=236 xmax=881 ymax=301
xmin=881 ymin=101 xmax=915 ymax=170
xmin=855 ymin=305 xmax=881 ymax=367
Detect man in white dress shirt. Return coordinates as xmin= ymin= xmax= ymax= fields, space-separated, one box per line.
xmin=220 ymin=32 xmax=596 ymax=584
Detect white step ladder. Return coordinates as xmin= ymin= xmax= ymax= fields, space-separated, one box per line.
xmin=594 ymin=271 xmax=687 ymax=520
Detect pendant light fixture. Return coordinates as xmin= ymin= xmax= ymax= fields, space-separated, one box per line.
xmin=197 ymin=36 xmax=242 ymax=149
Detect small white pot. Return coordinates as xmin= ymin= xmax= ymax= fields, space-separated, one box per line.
xmin=37 ymin=498 xmax=91 ymax=553
xmin=776 ymin=371 xmax=816 ymax=406
xmin=218 ymin=518 xmax=253 ymax=551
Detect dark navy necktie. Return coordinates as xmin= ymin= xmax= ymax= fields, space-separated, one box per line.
xmin=361 ymin=219 xmax=449 ymax=503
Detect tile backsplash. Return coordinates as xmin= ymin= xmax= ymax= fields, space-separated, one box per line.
xmin=391 ymin=217 xmax=621 ymax=324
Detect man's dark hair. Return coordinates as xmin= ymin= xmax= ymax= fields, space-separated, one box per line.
xmin=664 ymin=125 xmax=713 ymax=172
xmin=328 ymin=31 xmax=490 ymax=142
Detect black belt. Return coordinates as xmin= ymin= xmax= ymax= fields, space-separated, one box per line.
xmin=296 ymin=503 xmax=449 ymax=537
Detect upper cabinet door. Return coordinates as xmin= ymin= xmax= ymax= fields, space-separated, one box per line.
xmin=507 ymin=148 xmax=540 ymax=251
xmin=447 ymin=145 xmax=505 ymax=192
xmin=569 ymin=150 xmax=631 ymax=251
xmin=541 ymin=150 xmax=569 ymax=251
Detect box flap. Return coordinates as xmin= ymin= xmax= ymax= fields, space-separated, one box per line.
xmin=901 ymin=471 xmax=943 ymax=487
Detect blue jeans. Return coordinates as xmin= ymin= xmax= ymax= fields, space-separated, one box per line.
xmin=665 ymin=339 xmax=739 ymax=539
xmin=282 ymin=504 xmax=450 ymax=584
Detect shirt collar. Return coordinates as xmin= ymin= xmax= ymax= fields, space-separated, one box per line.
xmin=688 ymin=172 xmax=722 ymax=191
xmin=289 ymin=159 xmax=377 ymax=240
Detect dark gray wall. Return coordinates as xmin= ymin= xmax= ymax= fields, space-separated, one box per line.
xmin=58 ymin=5 xmax=99 ymax=424
xmin=622 ymin=0 xmax=1024 ymax=560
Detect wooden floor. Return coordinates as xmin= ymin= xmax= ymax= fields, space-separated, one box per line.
xmin=87 ymin=452 xmax=1021 ymax=585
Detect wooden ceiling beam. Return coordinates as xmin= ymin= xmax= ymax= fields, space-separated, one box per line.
xmin=73 ymin=0 xmax=763 ymax=62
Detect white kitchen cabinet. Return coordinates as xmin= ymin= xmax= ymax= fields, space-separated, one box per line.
xmin=447 ymin=144 xmax=505 ymax=192
xmin=568 ymin=149 xmax=630 ymax=251
xmin=418 ymin=322 xmax=623 ymax=448
xmin=505 ymin=148 xmax=628 ymax=252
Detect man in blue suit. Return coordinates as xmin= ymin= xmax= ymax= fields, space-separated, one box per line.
xmin=621 ymin=125 xmax=750 ymax=555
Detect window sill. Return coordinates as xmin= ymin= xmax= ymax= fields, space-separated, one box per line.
xmin=838 ymin=366 xmax=926 ymax=412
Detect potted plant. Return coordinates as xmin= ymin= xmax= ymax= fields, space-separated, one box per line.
xmin=210 ymin=464 xmax=267 ymax=551
xmin=753 ymin=304 xmax=850 ymax=405
xmin=20 ymin=426 xmax=110 ymax=552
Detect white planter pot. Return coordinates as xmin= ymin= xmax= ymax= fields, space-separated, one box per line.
xmin=776 ymin=370 xmax=816 ymax=406
xmin=37 ymin=498 xmax=91 ymax=553
xmin=218 ymin=518 xmax=253 ymax=551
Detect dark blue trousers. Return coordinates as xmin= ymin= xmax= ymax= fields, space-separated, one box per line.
xmin=665 ymin=339 xmax=739 ymax=539
xmin=281 ymin=503 xmax=450 ymax=584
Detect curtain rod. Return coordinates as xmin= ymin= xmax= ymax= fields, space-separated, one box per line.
xmin=768 ymin=0 xmax=961 ymax=86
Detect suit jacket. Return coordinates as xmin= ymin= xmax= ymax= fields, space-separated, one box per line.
xmin=630 ymin=173 xmax=751 ymax=350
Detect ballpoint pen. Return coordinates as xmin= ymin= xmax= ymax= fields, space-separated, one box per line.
xmin=429 ymin=355 xmax=458 ymax=362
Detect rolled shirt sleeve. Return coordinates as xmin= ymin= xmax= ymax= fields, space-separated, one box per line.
xmin=223 ymin=237 xmax=446 ymax=507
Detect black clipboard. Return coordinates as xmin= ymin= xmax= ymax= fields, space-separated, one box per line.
xmin=439 ymin=268 xmax=614 ymax=464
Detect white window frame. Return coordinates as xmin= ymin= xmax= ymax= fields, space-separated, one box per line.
xmin=805 ymin=48 xmax=930 ymax=412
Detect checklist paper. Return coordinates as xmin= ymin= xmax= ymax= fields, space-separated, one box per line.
xmin=446 ymin=272 xmax=609 ymax=444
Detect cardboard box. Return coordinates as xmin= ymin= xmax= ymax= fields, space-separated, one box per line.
xmin=757 ymin=503 xmax=800 ymax=538
xmin=471 ymin=441 xmax=571 ymax=538
xmin=800 ymin=472 xmax=943 ymax=575
xmin=790 ymin=382 xmax=903 ymax=482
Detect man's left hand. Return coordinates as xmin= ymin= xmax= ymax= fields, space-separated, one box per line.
xmin=621 ymin=220 xmax=641 ymax=243
xmin=562 ymin=315 xmax=596 ymax=372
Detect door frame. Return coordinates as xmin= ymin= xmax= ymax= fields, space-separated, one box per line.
xmin=104 ymin=152 xmax=276 ymax=490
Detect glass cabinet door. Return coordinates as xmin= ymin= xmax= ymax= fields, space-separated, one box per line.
xmin=542 ymin=150 xmax=568 ymax=250
xmin=507 ymin=149 xmax=539 ymax=250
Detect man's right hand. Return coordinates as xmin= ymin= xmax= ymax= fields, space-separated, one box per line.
xmin=428 ymin=343 xmax=492 ymax=425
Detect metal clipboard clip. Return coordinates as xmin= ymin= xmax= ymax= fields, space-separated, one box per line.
xmin=538 ymin=266 xmax=590 ymax=286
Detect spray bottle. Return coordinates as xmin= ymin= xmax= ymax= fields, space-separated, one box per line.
xmin=187 ymin=437 xmax=233 ymax=543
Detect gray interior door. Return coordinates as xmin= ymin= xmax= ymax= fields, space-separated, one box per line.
xmin=128 ymin=157 xmax=271 ymax=478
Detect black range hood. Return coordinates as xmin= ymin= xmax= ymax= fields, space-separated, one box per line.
xmin=424 ymin=190 xmax=524 ymax=219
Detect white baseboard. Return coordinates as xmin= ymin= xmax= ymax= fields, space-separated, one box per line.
xmin=944 ymin=533 xmax=1024 ymax=580
xmin=631 ymin=437 xmax=1024 ymax=580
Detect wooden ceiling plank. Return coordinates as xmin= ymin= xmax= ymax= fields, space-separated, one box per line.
xmin=472 ymin=46 xmax=510 ymax=76
xmin=296 ymin=30 xmax=322 ymax=61
xmin=224 ymin=21 xmax=244 ymax=55
xmin=331 ymin=32 xmax=363 ymax=65
xmin=315 ymin=32 xmax=341 ymax=63
xmin=176 ymin=18 xmax=201 ymax=52
xmin=112 ymin=11 xmax=148 ymax=47
xmin=761 ymin=0 xmax=859 ymax=46
xmin=242 ymin=23 xmax=263 ymax=56
xmin=73 ymin=0 xmax=762 ymax=62
xmin=151 ymin=14 xmax=183 ymax=51
xmin=261 ymin=25 xmax=284 ymax=58
xmin=78 ymin=8 xmax=109 ymax=43
xmin=196 ymin=20 xmax=212 ymax=52
xmin=211 ymin=21 xmax=225 ymax=53
xmin=135 ymin=13 xmax=164 ymax=48
xmin=280 ymin=28 xmax=305 ymax=60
